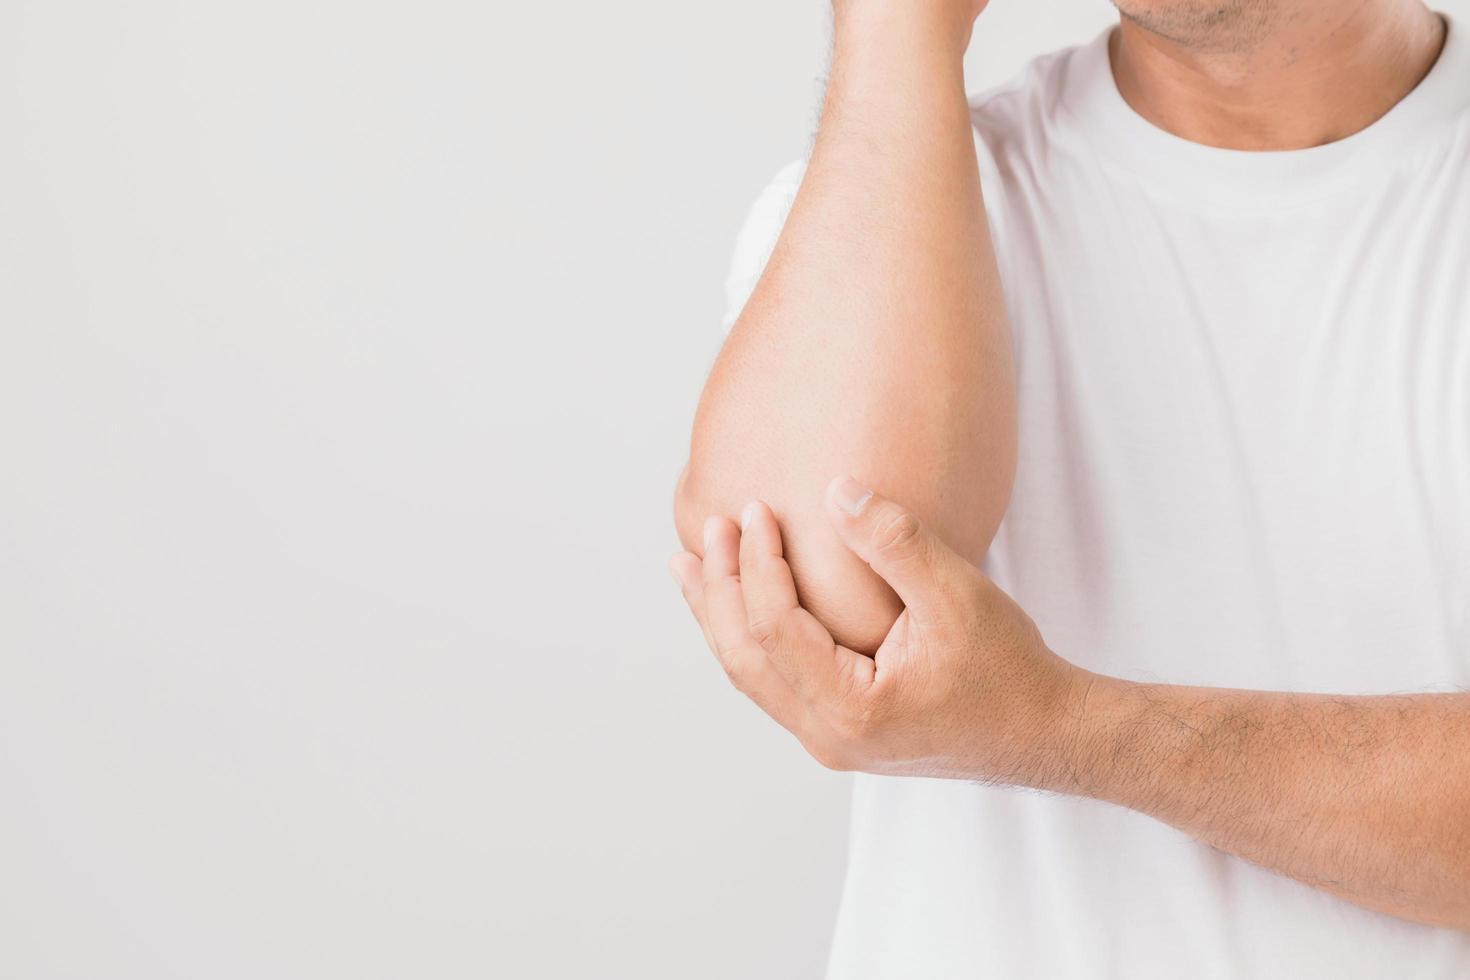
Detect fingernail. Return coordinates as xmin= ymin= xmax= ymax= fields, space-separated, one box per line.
xmin=703 ymin=516 xmax=718 ymax=552
xmin=668 ymin=558 xmax=684 ymax=588
xmin=740 ymin=502 xmax=757 ymax=531
xmin=832 ymin=476 xmax=873 ymax=516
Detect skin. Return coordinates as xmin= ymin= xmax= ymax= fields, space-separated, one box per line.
xmin=1111 ymin=0 xmax=1445 ymax=149
xmin=670 ymin=484 xmax=1470 ymax=930
xmin=673 ymin=0 xmax=1015 ymax=656
xmin=672 ymin=0 xmax=1467 ymax=934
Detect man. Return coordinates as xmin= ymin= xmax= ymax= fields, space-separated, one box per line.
xmin=670 ymin=0 xmax=1470 ymax=973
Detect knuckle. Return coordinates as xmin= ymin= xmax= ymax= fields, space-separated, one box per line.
xmin=742 ymin=548 xmax=778 ymax=574
xmin=710 ymin=575 xmax=743 ymax=602
xmin=721 ymin=648 xmax=753 ymax=691
xmin=872 ymin=509 xmax=924 ymax=557
xmin=752 ymin=605 xmax=800 ymax=651
xmin=774 ymin=607 xmax=819 ymax=650
xmin=747 ymin=609 xmax=779 ymax=644
xmin=761 ymin=609 xmax=793 ymax=652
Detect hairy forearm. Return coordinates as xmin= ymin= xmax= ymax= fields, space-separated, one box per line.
xmin=677 ymin=7 xmax=1015 ymax=653
xmin=1070 ymin=676 xmax=1470 ymax=929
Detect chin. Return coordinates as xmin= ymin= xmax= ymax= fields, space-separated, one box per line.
xmin=1111 ymin=0 xmax=1279 ymax=52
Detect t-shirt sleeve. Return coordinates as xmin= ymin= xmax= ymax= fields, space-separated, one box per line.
xmin=719 ymin=159 xmax=807 ymax=332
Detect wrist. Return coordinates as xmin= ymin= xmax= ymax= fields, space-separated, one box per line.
xmin=831 ymin=2 xmax=976 ymax=61
xmin=989 ymin=664 xmax=1122 ymax=796
xmin=1054 ymin=670 xmax=1134 ymax=798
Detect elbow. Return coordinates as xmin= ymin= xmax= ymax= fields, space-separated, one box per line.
xmin=672 ymin=459 xmax=902 ymax=656
xmin=672 ymin=464 xmax=705 ymax=556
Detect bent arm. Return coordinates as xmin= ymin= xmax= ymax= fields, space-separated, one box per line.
xmin=675 ymin=4 xmax=1016 ymax=654
xmin=1077 ymin=678 xmax=1470 ymax=930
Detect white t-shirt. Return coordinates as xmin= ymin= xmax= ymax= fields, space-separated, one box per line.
xmin=720 ymin=18 xmax=1470 ymax=980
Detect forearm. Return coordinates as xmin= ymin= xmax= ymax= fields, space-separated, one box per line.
xmin=1071 ymin=676 xmax=1470 ymax=929
xmin=678 ymin=5 xmax=1015 ymax=653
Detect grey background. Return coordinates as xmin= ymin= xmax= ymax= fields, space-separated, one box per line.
xmin=0 ymin=0 xmax=1233 ymax=976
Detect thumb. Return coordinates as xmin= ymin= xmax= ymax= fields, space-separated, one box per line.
xmin=825 ymin=476 xmax=963 ymax=609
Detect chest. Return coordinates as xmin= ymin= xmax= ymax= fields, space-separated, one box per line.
xmin=987 ymin=170 xmax=1470 ymax=688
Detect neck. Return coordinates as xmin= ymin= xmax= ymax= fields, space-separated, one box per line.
xmin=1110 ymin=1 xmax=1446 ymax=150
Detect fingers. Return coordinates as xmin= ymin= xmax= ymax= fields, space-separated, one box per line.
xmin=669 ymin=551 xmax=715 ymax=653
xmin=670 ymin=503 xmax=880 ymax=741
xmin=701 ymin=515 xmax=754 ymax=660
xmin=673 ymin=518 xmax=802 ymax=727
xmin=824 ymin=476 xmax=963 ymax=609
xmin=736 ymin=501 xmax=799 ymax=643
xmin=736 ymin=500 xmax=855 ymax=698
